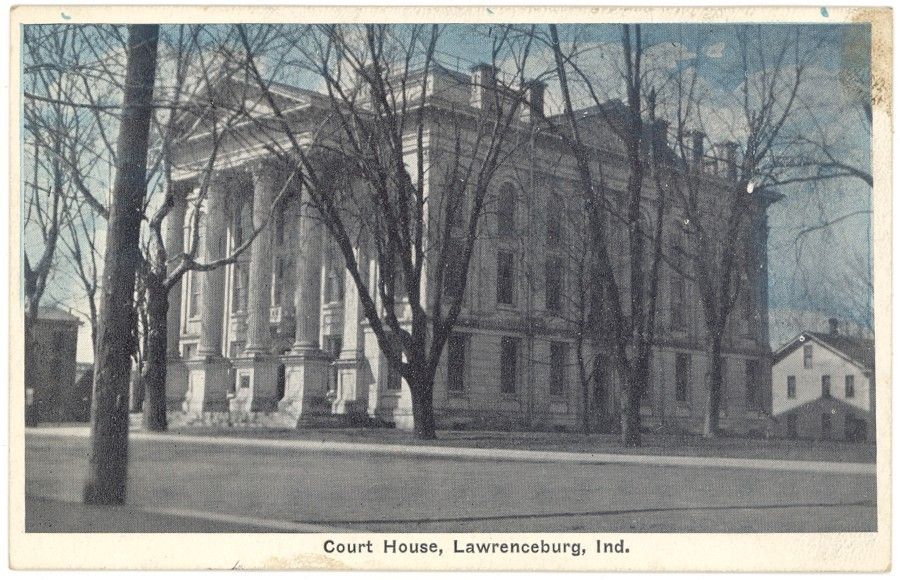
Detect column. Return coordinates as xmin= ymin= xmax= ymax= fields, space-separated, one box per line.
xmin=292 ymin=202 xmax=324 ymax=351
xmin=244 ymin=163 xmax=277 ymax=354
xmin=164 ymin=182 xmax=189 ymax=409
xmin=196 ymin=174 xmax=228 ymax=357
xmin=332 ymin=248 xmax=368 ymax=416
xmin=278 ymin=196 xmax=330 ymax=425
xmin=231 ymin=163 xmax=280 ymax=415
xmin=184 ymin=172 xmax=231 ymax=416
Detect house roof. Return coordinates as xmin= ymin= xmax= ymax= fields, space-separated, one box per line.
xmin=37 ymin=306 xmax=81 ymax=324
xmin=774 ymin=331 xmax=874 ymax=371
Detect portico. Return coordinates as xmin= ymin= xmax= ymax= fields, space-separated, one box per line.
xmin=166 ymin=154 xmax=364 ymax=427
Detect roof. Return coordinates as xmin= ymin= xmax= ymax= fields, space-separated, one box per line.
xmin=37 ymin=306 xmax=81 ymax=324
xmin=774 ymin=331 xmax=874 ymax=371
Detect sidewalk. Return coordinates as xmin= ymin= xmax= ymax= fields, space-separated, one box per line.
xmin=26 ymin=425 xmax=876 ymax=475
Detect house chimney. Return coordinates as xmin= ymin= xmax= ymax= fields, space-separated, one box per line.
xmin=691 ymin=130 xmax=705 ymax=170
xmin=470 ymin=63 xmax=498 ymax=110
xmin=829 ymin=317 xmax=840 ymax=336
xmin=520 ymin=79 xmax=546 ymax=123
xmin=716 ymin=141 xmax=738 ymax=181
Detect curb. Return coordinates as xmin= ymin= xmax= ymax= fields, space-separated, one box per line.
xmin=26 ymin=426 xmax=875 ymax=475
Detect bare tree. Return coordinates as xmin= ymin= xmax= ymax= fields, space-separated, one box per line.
xmin=232 ymin=23 xmax=536 ymax=438
xmin=83 ymin=24 xmax=159 ymax=505
xmin=546 ymin=24 xmax=668 ymax=446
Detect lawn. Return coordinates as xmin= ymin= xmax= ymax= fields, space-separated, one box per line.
xmin=167 ymin=423 xmax=876 ymax=463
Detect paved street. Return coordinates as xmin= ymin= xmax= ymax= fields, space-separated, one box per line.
xmin=25 ymin=430 xmax=876 ymax=533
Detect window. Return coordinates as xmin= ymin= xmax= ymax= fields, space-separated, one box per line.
xmin=500 ymin=337 xmax=518 ymax=394
xmin=547 ymin=199 xmax=563 ymax=248
xmin=786 ymin=413 xmax=798 ymax=438
xmin=497 ymin=184 xmax=516 ymax=239
xmin=324 ymin=335 xmax=343 ymax=359
xmin=447 ymin=333 xmax=466 ymax=393
xmin=232 ymin=262 xmax=249 ymax=313
xmin=821 ymin=375 xmax=831 ymax=398
xmin=443 ymin=239 xmax=465 ymax=299
xmin=675 ymin=353 xmax=691 ymax=403
xmin=272 ymin=258 xmax=284 ymax=306
xmin=386 ymin=361 xmax=402 ymax=391
xmin=845 ymin=375 xmax=855 ymax=398
xmin=188 ymin=271 xmax=201 ymax=318
xmin=821 ymin=412 xmax=832 ymax=440
xmin=787 ymin=375 xmax=796 ymax=399
xmin=497 ymin=251 xmax=515 ymax=305
xmin=670 ymin=278 xmax=686 ymax=329
xmin=324 ymin=263 xmax=343 ymax=304
xmin=545 ymin=260 xmax=563 ymax=313
xmin=746 ymin=360 xmax=761 ymax=410
xmin=803 ymin=343 xmax=813 ymax=368
xmin=549 ymin=342 xmax=567 ymax=396
xmin=447 ymin=178 xmax=466 ymax=231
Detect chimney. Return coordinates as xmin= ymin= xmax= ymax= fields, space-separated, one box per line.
xmin=651 ymin=119 xmax=669 ymax=155
xmin=717 ymin=141 xmax=738 ymax=181
xmin=520 ymin=79 xmax=546 ymax=123
xmin=829 ymin=317 xmax=840 ymax=336
xmin=691 ymin=130 xmax=705 ymax=170
xmin=470 ymin=63 xmax=497 ymax=110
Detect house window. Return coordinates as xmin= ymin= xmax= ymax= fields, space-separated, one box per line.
xmin=821 ymin=412 xmax=832 ymax=440
xmin=803 ymin=343 xmax=813 ymax=368
xmin=786 ymin=413 xmax=798 ymax=438
xmin=746 ymin=359 xmax=761 ymax=410
xmin=670 ymin=277 xmax=686 ymax=329
xmin=845 ymin=375 xmax=855 ymax=398
xmin=497 ymin=251 xmax=515 ymax=306
xmin=497 ymin=184 xmax=516 ymax=239
xmin=787 ymin=375 xmax=796 ymax=399
xmin=545 ymin=260 xmax=563 ymax=313
xmin=675 ymin=353 xmax=691 ymax=403
xmin=447 ymin=333 xmax=466 ymax=393
xmin=549 ymin=342 xmax=567 ymax=396
xmin=821 ymin=375 xmax=831 ymax=398
xmin=500 ymin=336 xmax=518 ymax=395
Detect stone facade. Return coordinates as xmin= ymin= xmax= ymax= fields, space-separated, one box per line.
xmin=165 ymin=64 xmax=775 ymax=435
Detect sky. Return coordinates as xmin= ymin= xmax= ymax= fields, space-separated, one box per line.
xmin=22 ymin=22 xmax=873 ymax=361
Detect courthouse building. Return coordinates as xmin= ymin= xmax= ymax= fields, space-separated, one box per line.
xmin=163 ymin=63 xmax=776 ymax=435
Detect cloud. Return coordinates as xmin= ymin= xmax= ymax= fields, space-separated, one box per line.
xmin=704 ymin=42 xmax=726 ymax=59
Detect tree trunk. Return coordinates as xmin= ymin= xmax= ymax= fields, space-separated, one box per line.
xmin=83 ymin=24 xmax=159 ymax=506
xmin=620 ymin=362 xmax=645 ymax=447
xmin=142 ymin=275 xmax=169 ymax=431
xmin=409 ymin=373 xmax=437 ymax=440
xmin=702 ymin=332 xmax=725 ymax=438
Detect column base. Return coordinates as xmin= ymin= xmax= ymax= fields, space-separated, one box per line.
xmin=183 ymin=356 xmax=232 ymax=416
xmin=165 ymin=355 xmax=189 ymax=411
xmin=230 ymin=353 xmax=280 ymax=414
xmin=331 ymin=353 xmax=369 ymax=417
xmin=278 ymin=348 xmax=331 ymax=428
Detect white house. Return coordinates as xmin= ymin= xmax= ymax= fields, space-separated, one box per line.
xmin=771 ymin=319 xmax=874 ymax=441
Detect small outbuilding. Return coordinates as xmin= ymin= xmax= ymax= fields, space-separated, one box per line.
xmin=771 ymin=319 xmax=874 ymax=442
